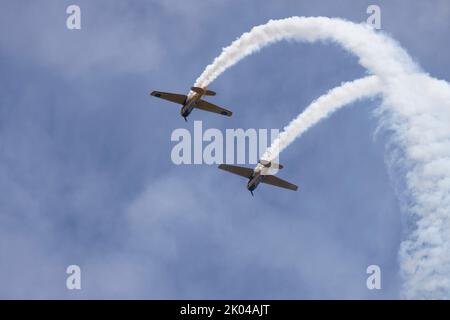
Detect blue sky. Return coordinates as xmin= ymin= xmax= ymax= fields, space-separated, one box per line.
xmin=0 ymin=0 xmax=449 ymax=299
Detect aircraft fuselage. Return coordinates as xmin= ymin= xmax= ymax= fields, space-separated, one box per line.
xmin=247 ymin=172 xmax=263 ymax=193
xmin=218 ymin=162 xmax=297 ymax=195
xmin=180 ymin=92 xmax=203 ymax=120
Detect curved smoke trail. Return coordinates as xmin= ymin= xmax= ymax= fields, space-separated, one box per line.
xmin=193 ymin=17 xmax=417 ymax=88
xmin=194 ymin=17 xmax=450 ymax=299
xmin=260 ymin=75 xmax=381 ymax=162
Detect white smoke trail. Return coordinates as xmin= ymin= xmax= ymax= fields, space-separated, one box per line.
xmin=193 ymin=17 xmax=417 ymax=89
xmin=194 ymin=17 xmax=450 ymax=299
xmin=260 ymin=75 xmax=381 ymax=162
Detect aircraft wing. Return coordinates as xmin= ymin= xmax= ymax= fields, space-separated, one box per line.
xmin=218 ymin=164 xmax=253 ymax=179
xmin=196 ymin=100 xmax=233 ymax=117
xmin=262 ymin=175 xmax=298 ymax=191
xmin=150 ymin=91 xmax=187 ymax=105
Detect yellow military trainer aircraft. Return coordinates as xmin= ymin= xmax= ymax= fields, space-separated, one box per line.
xmin=150 ymin=87 xmax=233 ymax=121
xmin=218 ymin=160 xmax=298 ymax=196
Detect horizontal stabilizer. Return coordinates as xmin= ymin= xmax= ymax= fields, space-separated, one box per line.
xmin=259 ymin=160 xmax=284 ymax=170
xmin=191 ymin=87 xmax=204 ymax=95
xmin=204 ymin=90 xmax=216 ymax=96
xmin=191 ymin=87 xmax=216 ymax=96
